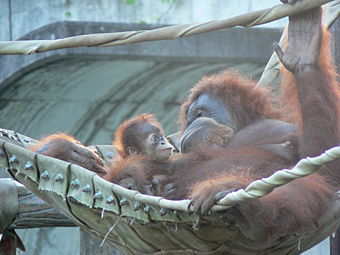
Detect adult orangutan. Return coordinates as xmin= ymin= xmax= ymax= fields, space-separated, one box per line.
xmin=161 ymin=5 xmax=340 ymax=239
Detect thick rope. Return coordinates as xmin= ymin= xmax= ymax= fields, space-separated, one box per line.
xmin=0 ymin=0 xmax=331 ymax=55
xmin=105 ymin=145 xmax=340 ymax=213
xmin=210 ymin=145 xmax=340 ymax=212
xmin=1 ymin=130 xmax=340 ymax=214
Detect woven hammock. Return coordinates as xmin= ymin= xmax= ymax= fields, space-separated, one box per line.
xmin=2 ymin=1 xmax=340 ymax=254
xmin=1 ymin=129 xmax=340 ymax=255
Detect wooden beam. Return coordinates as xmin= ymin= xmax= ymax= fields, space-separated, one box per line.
xmin=0 ymin=179 xmax=75 ymax=230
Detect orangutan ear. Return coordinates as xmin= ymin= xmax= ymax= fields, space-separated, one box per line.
xmin=127 ymin=146 xmax=138 ymax=155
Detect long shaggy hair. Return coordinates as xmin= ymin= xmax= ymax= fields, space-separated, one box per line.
xmin=179 ymin=69 xmax=281 ymax=131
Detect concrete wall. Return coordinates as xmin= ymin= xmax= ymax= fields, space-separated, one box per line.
xmin=1 ymin=0 xmax=288 ymax=41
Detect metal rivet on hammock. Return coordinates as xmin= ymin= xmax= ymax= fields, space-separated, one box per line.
xmin=71 ymin=179 xmax=80 ymax=188
xmin=144 ymin=205 xmax=150 ymax=213
xmin=54 ymin=173 xmax=64 ymax=183
xmin=0 ymin=149 xmax=4 ymax=157
xmin=134 ymin=202 xmax=142 ymax=211
xmin=106 ymin=152 xmax=114 ymax=159
xmin=106 ymin=195 xmax=115 ymax=204
xmin=23 ymin=137 xmax=30 ymax=143
xmin=82 ymin=184 xmax=92 ymax=193
xmin=41 ymin=170 xmax=50 ymax=180
xmin=9 ymin=134 xmax=18 ymax=141
xmin=120 ymin=197 xmax=128 ymax=206
xmin=9 ymin=155 xmax=19 ymax=163
xmin=24 ymin=161 xmax=34 ymax=170
xmin=160 ymin=208 xmax=168 ymax=216
xmin=94 ymin=190 xmax=103 ymax=200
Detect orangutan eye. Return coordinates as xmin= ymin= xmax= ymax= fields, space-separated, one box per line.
xmin=160 ymin=135 xmax=164 ymax=140
xmin=152 ymin=135 xmax=158 ymax=142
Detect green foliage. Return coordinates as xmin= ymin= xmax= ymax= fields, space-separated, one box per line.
xmin=64 ymin=11 xmax=71 ymax=17
xmin=125 ymin=0 xmax=138 ymax=5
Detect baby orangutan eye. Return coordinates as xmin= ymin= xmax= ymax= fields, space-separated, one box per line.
xmin=151 ymin=135 xmax=158 ymax=142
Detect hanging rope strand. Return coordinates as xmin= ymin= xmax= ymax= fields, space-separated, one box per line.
xmin=257 ymin=0 xmax=340 ymax=87
xmin=0 ymin=0 xmax=331 ymax=55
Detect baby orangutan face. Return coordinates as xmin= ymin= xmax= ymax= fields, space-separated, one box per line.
xmin=126 ymin=122 xmax=173 ymax=161
xmin=143 ymin=130 xmax=173 ymax=161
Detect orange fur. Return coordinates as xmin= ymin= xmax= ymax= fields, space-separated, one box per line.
xmin=113 ymin=113 xmax=165 ymax=158
xmin=28 ymin=133 xmax=78 ymax=152
xmin=29 ymin=133 xmax=106 ymax=175
xmin=165 ymin=14 xmax=340 ymax=241
xmin=179 ymin=69 xmax=281 ymax=132
xmin=107 ymin=114 xmax=171 ymax=191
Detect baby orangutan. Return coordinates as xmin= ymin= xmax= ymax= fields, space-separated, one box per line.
xmin=29 ymin=114 xmax=173 ymax=195
xmin=113 ymin=114 xmax=173 ymax=161
xmin=29 ymin=133 xmax=107 ymax=176
xmin=108 ymin=114 xmax=174 ymax=195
